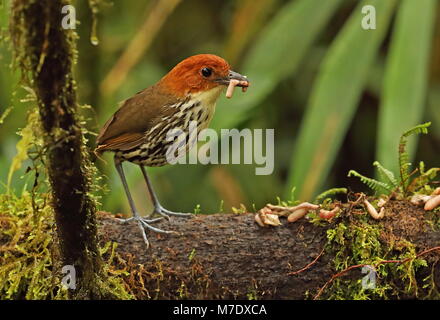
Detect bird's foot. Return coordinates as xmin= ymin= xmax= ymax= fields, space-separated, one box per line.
xmin=116 ymin=215 xmax=176 ymax=248
xmin=152 ymin=206 xmax=192 ymax=220
xmin=116 ymin=216 xmax=164 ymax=224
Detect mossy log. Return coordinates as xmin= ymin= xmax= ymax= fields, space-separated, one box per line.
xmin=98 ymin=200 xmax=440 ymax=300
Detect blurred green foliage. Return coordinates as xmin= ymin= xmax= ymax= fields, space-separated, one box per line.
xmin=1 ymin=0 xmax=439 ymax=215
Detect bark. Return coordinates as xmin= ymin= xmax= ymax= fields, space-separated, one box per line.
xmin=98 ymin=200 xmax=440 ymax=300
xmin=10 ymin=0 xmax=108 ymax=299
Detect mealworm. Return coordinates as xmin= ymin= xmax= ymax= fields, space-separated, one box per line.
xmin=410 ymin=194 xmax=432 ymax=206
xmin=377 ymin=198 xmax=387 ymax=208
xmin=287 ymin=208 xmax=309 ymax=223
xmin=425 ymin=195 xmax=440 ymax=211
xmin=226 ymin=79 xmax=249 ymax=98
xmin=254 ymin=214 xmax=265 ymax=227
xmin=364 ymin=199 xmax=385 ymax=219
xmin=319 ymin=206 xmax=340 ymax=220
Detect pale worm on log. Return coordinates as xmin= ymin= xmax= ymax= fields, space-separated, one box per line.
xmin=255 ymin=207 xmax=282 ymax=227
xmin=287 ymin=208 xmax=309 ymax=223
xmin=364 ymin=199 xmax=385 ymax=219
xmin=424 ymin=195 xmax=440 ymax=211
xmin=254 ymin=213 xmax=265 ymax=227
xmin=408 ymin=188 xmax=440 ymax=210
xmin=267 ymin=202 xmax=319 ymax=214
xmin=268 ymin=203 xmax=320 ymax=224
xmin=410 ymin=194 xmax=432 ymax=206
xmin=263 ymin=213 xmax=282 ymax=226
xmin=319 ymin=206 xmax=340 ymax=220
xmin=255 ymin=202 xmax=320 ymax=225
xmin=377 ymin=198 xmax=387 ymax=208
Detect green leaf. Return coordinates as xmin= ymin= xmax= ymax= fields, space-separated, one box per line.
xmin=286 ymin=0 xmax=397 ymax=200
xmin=211 ymin=0 xmax=343 ymax=130
xmin=376 ymin=0 xmax=437 ymax=176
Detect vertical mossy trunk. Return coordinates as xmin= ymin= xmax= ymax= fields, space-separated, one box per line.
xmin=10 ymin=0 xmax=108 ymax=299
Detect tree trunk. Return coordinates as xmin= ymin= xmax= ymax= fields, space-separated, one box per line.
xmin=99 ymin=200 xmax=440 ymax=300
xmin=10 ymin=0 xmax=108 ymax=299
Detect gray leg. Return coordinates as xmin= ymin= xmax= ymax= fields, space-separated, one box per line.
xmin=140 ymin=165 xmax=191 ymax=218
xmin=114 ymin=157 xmax=139 ymax=218
xmin=114 ymin=157 xmax=174 ymax=247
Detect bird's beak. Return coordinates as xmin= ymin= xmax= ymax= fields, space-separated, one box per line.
xmin=215 ymin=70 xmax=249 ymax=87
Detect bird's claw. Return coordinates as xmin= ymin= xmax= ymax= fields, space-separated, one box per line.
xmin=116 ymin=216 xmax=164 ymax=224
xmin=115 ymin=207 xmax=190 ymax=247
xmin=152 ymin=206 xmax=192 ymax=219
xmin=116 ymin=215 xmax=175 ymax=248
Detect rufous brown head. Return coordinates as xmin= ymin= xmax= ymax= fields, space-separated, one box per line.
xmin=158 ymin=54 xmax=248 ymax=97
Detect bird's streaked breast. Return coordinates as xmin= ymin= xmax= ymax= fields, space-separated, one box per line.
xmin=116 ymin=86 xmax=223 ymax=166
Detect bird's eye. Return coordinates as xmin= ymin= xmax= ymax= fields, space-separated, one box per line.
xmin=201 ymin=67 xmax=212 ymax=77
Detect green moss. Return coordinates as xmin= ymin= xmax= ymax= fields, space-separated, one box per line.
xmin=0 ymin=191 xmax=64 ymax=299
xmin=0 ymin=105 xmax=131 ymax=299
xmin=246 ymin=289 xmax=258 ymax=300
xmin=321 ymin=213 xmax=439 ymax=300
xmin=0 ymin=188 xmax=132 ymax=299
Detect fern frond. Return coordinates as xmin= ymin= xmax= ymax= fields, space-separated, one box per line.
xmin=348 ymin=170 xmax=393 ymax=193
xmin=398 ymin=122 xmax=431 ymax=193
xmin=407 ymin=167 xmax=440 ymax=193
xmin=315 ymin=188 xmax=348 ymax=203
xmin=373 ymin=161 xmax=398 ymax=188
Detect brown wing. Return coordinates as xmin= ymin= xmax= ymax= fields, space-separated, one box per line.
xmin=95 ymin=132 xmax=146 ymax=153
xmin=95 ymin=85 xmax=179 ymax=153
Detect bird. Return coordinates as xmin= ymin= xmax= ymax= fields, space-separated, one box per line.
xmin=95 ymin=54 xmax=249 ymax=247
